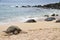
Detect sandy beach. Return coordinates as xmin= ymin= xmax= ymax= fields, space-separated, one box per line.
xmin=0 ymin=0 xmax=60 ymax=40
xmin=0 ymin=21 xmax=60 ymax=40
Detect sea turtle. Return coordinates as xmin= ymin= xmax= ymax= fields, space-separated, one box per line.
xmin=25 ymin=19 xmax=36 ymax=23
xmin=45 ymin=17 xmax=56 ymax=21
xmin=4 ymin=26 xmax=22 ymax=35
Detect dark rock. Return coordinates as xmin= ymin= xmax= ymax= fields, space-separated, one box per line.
xmin=16 ymin=6 xmax=18 ymax=8
xmin=4 ymin=26 xmax=22 ymax=35
xmin=56 ymin=14 xmax=59 ymax=16
xmin=51 ymin=14 xmax=59 ymax=16
xmin=22 ymin=6 xmax=27 ymax=7
xmin=25 ymin=19 xmax=36 ymax=23
xmin=56 ymin=20 xmax=60 ymax=23
xmin=27 ymin=5 xmax=31 ymax=7
xmin=32 ymin=5 xmax=42 ymax=7
xmin=45 ymin=17 xmax=56 ymax=21
xmin=44 ymin=15 xmax=49 ymax=17
xmin=22 ymin=5 xmax=31 ymax=8
xmin=51 ymin=14 xmax=55 ymax=16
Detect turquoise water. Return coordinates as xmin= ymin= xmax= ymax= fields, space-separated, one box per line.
xmin=0 ymin=4 xmax=60 ymax=24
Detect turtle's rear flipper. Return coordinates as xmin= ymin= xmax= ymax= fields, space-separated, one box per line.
xmin=3 ymin=31 xmax=9 ymax=33
xmin=2 ymin=31 xmax=11 ymax=36
xmin=3 ymin=31 xmax=11 ymax=34
xmin=3 ymin=31 xmax=7 ymax=33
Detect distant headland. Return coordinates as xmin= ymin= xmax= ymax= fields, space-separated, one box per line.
xmin=21 ymin=2 xmax=60 ymax=9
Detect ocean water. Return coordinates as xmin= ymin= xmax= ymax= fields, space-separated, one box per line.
xmin=0 ymin=4 xmax=60 ymax=24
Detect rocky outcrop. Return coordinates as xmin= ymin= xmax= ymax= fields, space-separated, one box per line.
xmin=42 ymin=2 xmax=60 ymax=9
xmin=32 ymin=5 xmax=42 ymax=7
xmin=21 ymin=5 xmax=31 ymax=8
xmin=21 ymin=2 xmax=60 ymax=9
xmin=32 ymin=2 xmax=60 ymax=9
xmin=56 ymin=20 xmax=60 ymax=23
xmin=16 ymin=6 xmax=19 ymax=8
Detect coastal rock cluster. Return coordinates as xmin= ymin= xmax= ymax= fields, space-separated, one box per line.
xmin=21 ymin=2 xmax=60 ymax=9
xmin=44 ymin=13 xmax=60 ymax=22
xmin=43 ymin=2 xmax=60 ymax=9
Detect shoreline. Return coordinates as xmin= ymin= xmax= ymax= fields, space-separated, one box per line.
xmin=0 ymin=21 xmax=60 ymax=30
